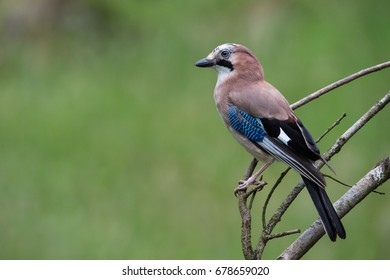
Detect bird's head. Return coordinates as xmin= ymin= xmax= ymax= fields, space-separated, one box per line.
xmin=195 ymin=43 xmax=264 ymax=83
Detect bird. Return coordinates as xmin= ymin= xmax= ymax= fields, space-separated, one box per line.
xmin=195 ymin=43 xmax=346 ymax=241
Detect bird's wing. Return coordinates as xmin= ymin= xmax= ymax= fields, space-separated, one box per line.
xmin=227 ymin=105 xmax=326 ymax=189
xmin=260 ymin=117 xmax=321 ymax=161
xmin=228 ymin=81 xmax=333 ymax=172
xmin=229 ymin=81 xmax=292 ymax=120
xmin=260 ymin=116 xmax=335 ymax=173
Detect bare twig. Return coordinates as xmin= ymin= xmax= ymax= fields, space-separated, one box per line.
xmin=291 ymin=61 xmax=390 ymax=110
xmin=237 ymin=190 xmax=254 ymax=259
xmin=324 ymin=91 xmax=390 ymax=160
xmin=278 ymin=156 xmax=390 ymax=260
xmin=243 ymin=158 xmax=258 ymax=180
xmin=316 ymin=113 xmax=347 ymax=143
xmin=262 ymin=167 xmax=291 ymax=229
xmin=237 ymin=179 xmax=267 ymax=259
xmin=323 ymin=174 xmax=385 ymax=195
xmin=267 ymin=229 xmax=301 ymax=240
xmin=237 ymin=157 xmax=259 ymax=259
xmin=322 ymin=174 xmax=352 ymax=187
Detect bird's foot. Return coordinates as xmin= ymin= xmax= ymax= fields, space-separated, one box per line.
xmin=234 ymin=176 xmax=256 ymax=196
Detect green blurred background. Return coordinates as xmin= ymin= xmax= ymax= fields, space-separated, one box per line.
xmin=0 ymin=0 xmax=389 ymax=259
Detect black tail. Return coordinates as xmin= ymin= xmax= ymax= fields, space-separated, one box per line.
xmin=302 ymin=176 xmax=346 ymax=241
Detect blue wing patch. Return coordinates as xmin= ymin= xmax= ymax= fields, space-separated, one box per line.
xmin=227 ymin=106 xmax=266 ymax=142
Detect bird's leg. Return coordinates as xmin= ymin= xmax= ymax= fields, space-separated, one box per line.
xmin=235 ymin=160 xmax=273 ymax=194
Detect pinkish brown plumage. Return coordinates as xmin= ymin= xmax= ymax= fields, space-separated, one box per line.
xmin=195 ymin=43 xmax=346 ymax=241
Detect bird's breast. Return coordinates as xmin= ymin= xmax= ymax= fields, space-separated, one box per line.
xmin=228 ymin=127 xmax=273 ymax=163
xmin=214 ymin=88 xmax=226 ymax=115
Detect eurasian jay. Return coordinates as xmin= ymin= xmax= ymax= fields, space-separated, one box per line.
xmin=195 ymin=43 xmax=346 ymax=241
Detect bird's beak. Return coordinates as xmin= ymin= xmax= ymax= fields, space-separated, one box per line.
xmin=195 ymin=58 xmax=216 ymax=68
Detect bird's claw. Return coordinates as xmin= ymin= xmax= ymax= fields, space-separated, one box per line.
xmin=234 ymin=178 xmax=266 ymax=196
xmin=234 ymin=179 xmax=253 ymax=196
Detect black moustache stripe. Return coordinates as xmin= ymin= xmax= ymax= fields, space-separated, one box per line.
xmin=216 ymin=59 xmax=234 ymax=71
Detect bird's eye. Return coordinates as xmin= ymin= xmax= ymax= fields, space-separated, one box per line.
xmin=220 ymin=50 xmax=230 ymax=59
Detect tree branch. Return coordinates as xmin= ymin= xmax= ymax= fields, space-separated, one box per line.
xmin=324 ymin=91 xmax=390 ymax=160
xmin=291 ymin=61 xmax=390 ymax=110
xmin=237 ymin=157 xmax=258 ymax=259
xmin=278 ymin=156 xmax=390 ymax=260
